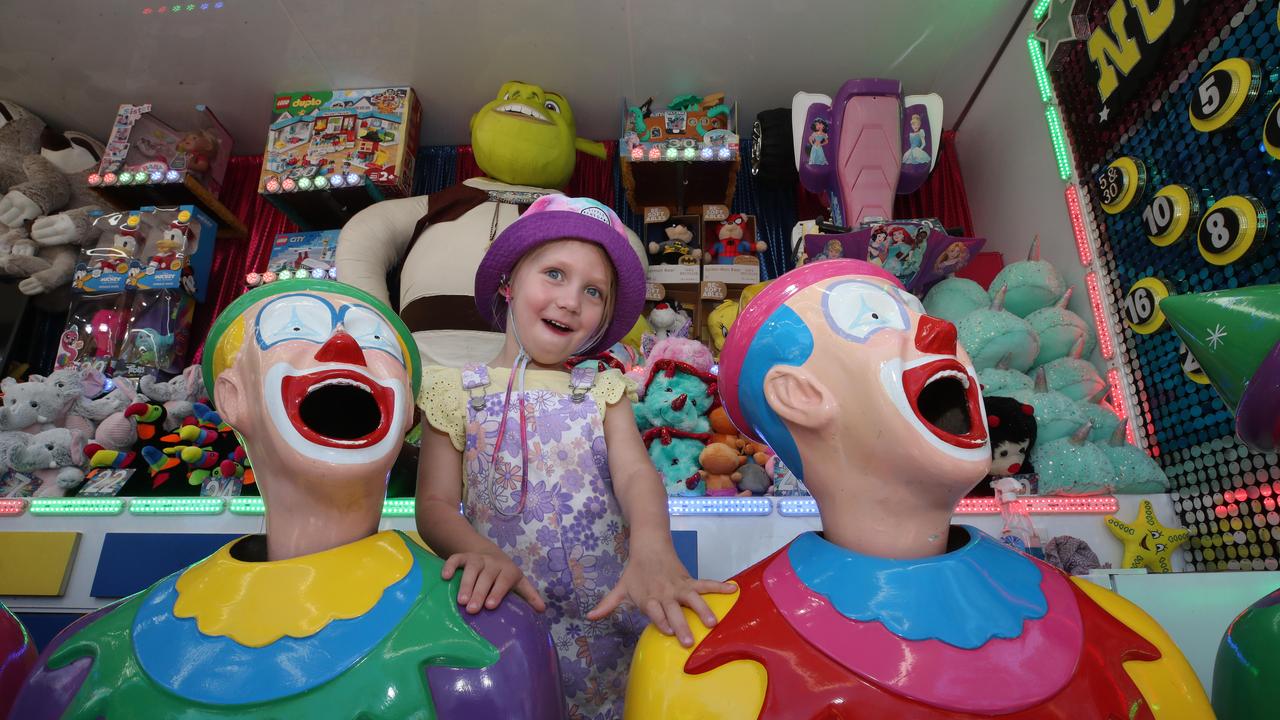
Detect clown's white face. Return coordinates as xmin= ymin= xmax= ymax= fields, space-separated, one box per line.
xmin=791 ymin=276 xmax=991 ymax=491
xmin=218 ymin=291 xmax=413 ymax=477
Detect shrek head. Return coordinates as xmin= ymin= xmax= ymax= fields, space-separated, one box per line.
xmin=471 ymin=81 xmax=606 ymax=189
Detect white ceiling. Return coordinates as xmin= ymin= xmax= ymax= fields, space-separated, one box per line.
xmin=1 ymin=0 xmax=1025 ymax=152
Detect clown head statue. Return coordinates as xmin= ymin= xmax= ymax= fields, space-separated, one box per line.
xmin=204 ymin=279 xmax=420 ymax=560
xmin=719 ymin=259 xmax=989 ymax=557
xmin=471 ymin=81 xmax=605 ymax=189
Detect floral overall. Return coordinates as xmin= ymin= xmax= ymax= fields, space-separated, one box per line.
xmin=421 ymin=364 xmax=645 ymax=720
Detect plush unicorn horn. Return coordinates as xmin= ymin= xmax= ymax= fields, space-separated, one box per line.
xmin=1069 ymin=420 xmax=1094 ymax=446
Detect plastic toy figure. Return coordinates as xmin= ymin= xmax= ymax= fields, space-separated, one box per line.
xmin=806 ymin=118 xmax=828 ymax=166
xmin=148 ymin=215 xmax=190 ymax=270
xmin=708 ymin=215 xmax=765 ymax=265
xmin=624 ymin=259 xmax=1211 ymax=719
xmin=12 ymin=280 xmax=564 ymax=719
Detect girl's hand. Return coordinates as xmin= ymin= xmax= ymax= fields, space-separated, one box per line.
xmin=442 ymin=550 xmax=547 ymax=614
xmin=586 ymin=547 xmax=736 ymax=648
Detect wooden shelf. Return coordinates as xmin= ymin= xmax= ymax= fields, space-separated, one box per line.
xmin=91 ymin=175 xmax=247 ymax=239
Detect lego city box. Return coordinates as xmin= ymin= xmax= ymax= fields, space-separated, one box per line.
xmin=260 ymin=87 xmax=422 ymax=198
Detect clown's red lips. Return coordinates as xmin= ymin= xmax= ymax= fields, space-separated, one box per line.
xmin=282 ymin=367 xmax=395 ymax=448
xmin=903 ymin=358 xmax=987 ymax=449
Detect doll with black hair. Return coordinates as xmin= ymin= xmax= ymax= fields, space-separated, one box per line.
xmin=965 ymin=395 xmax=1037 ymax=497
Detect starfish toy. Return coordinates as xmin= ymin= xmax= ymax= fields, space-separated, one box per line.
xmin=1105 ymin=500 xmax=1189 ymax=573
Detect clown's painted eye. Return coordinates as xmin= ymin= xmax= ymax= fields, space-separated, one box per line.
xmin=257 ymin=295 xmax=334 ymax=349
xmin=823 ymin=280 xmax=909 ymax=343
xmin=340 ymin=304 xmax=405 ymax=365
xmin=895 ymin=288 xmax=925 ymax=315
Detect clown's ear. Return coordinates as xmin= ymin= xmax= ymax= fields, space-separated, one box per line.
xmin=214 ymin=369 xmax=247 ymax=431
xmin=763 ymin=365 xmax=835 ymax=430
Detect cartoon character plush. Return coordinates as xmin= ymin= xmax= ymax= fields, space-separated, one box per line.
xmin=699 ymin=442 xmax=745 ymax=496
xmin=988 ymin=237 xmax=1067 ymax=318
xmin=337 ymin=81 xmax=645 ymax=368
xmin=625 ymin=259 xmax=1211 ymax=719
xmin=957 ymin=286 xmax=1041 ymax=372
xmin=644 ymin=427 xmax=707 ymax=496
xmin=968 ymin=396 xmax=1037 ymax=498
xmin=706 ymin=299 xmax=738 ymax=359
xmin=647 ymin=301 xmax=692 ymax=342
xmin=633 ymin=360 xmax=716 ymax=434
xmin=707 ymin=215 xmax=764 ymax=265
xmin=148 ymin=221 xmax=188 ymax=270
xmin=649 ymin=221 xmax=701 ymax=265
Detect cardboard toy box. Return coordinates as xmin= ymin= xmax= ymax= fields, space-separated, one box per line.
xmin=261 ymin=87 xmax=422 ymax=197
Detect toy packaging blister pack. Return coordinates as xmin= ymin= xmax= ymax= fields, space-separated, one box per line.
xmin=73 ymin=211 xmax=143 ymax=295
xmin=126 ymin=205 xmax=217 ymax=301
xmin=703 ymin=214 xmax=763 ymax=284
xmin=55 ymin=292 xmax=132 ymax=376
xmin=115 ymin=289 xmax=195 ymax=379
xmin=97 ymin=103 xmax=233 ymax=195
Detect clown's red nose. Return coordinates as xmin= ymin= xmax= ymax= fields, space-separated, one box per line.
xmin=314 ymin=330 xmax=367 ymax=366
xmin=672 ymin=394 xmax=688 ymax=411
xmin=915 ymin=315 xmax=958 ymax=355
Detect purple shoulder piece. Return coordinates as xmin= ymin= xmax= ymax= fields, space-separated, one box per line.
xmin=10 ymin=604 xmax=116 ymax=720
xmin=426 ymin=597 xmax=565 ymax=719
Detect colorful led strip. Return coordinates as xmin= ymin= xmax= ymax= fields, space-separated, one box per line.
xmin=668 ymin=497 xmax=773 ymax=516
xmin=1027 ymin=35 xmax=1054 ymax=103
xmin=779 ymin=496 xmax=1118 ymax=516
xmin=0 ymin=498 xmax=27 ymax=516
xmin=1044 ymin=106 xmax=1073 ymax=180
xmin=228 ymin=497 xmax=265 ymax=515
xmin=1066 ymin=185 xmax=1092 ymax=264
xmin=28 ymin=498 xmax=125 ymax=516
xmin=1033 ymin=0 xmax=1052 ymax=20
xmin=1084 ymin=272 xmax=1114 ymax=360
xmin=129 ymin=497 xmax=226 ymax=515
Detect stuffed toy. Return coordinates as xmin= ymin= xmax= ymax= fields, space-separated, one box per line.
xmin=708 ymin=406 xmax=744 ymax=449
xmin=633 ymin=360 xmax=717 ymax=433
xmin=922 ymin=276 xmax=990 ymax=324
xmin=631 ymin=336 xmax=711 ymax=393
xmin=736 ymin=462 xmax=772 ymax=496
xmin=699 ymin=441 xmax=746 ymax=496
xmin=706 ymin=214 xmax=764 ymax=265
xmin=1031 ymin=421 xmax=1116 ymax=495
xmin=336 ymin=81 xmax=645 ymax=368
xmin=1097 ymin=425 xmax=1169 ymax=494
xmin=649 ymin=221 xmax=701 ymax=265
xmin=978 ymin=353 xmax=1034 ymax=398
xmin=706 ymin=299 xmax=738 ymax=359
xmin=8 ymin=426 xmax=86 ymax=496
xmin=1026 ymin=288 xmax=1095 ymax=368
xmin=957 ymin=286 xmax=1041 ymax=371
xmin=647 ymin=301 xmax=693 ymax=341
xmin=644 ymin=427 xmax=707 ymax=495
xmin=0 ymin=100 xmax=71 ymax=269
xmin=987 ymin=237 xmax=1067 ymax=318
xmin=0 ymin=374 xmax=77 ymax=433
xmin=738 ymin=281 xmax=770 ymax=311
xmin=1078 ymin=399 xmax=1123 ymax=442
xmin=969 ymin=396 xmax=1037 ymax=498
xmin=1040 ymin=346 xmax=1106 ymax=403
xmin=1012 ymin=368 xmax=1088 ymax=445
xmin=139 ymin=365 xmax=205 ymax=430
xmin=12 ymin=129 xmax=106 ymax=300
xmin=175 ymin=130 xmax=219 ymax=177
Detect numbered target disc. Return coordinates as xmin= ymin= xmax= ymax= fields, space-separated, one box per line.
xmin=1189 ymin=58 xmax=1260 ymax=133
xmin=1263 ymin=97 xmax=1280 ymax=162
xmin=1096 ymin=156 xmax=1147 ymax=214
xmin=1123 ymin=277 xmax=1172 ymax=335
xmin=1144 ymin=184 xmax=1200 ymax=247
xmin=1197 ymin=195 xmax=1268 ymax=265
xmin=1178 ymin=341 xmax=1211 ymax=385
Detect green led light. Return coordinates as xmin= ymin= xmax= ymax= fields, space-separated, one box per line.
xmin=1027 ymin=35 xmax=1053 ymax=103
xmin=229 ymin=497 xmax=265 ymax=515
xmin=313 ymin=175 xmax=329 ymax=189
xmin=298 ymin=176 xmax=314 ymax=191
xmin=118 ymin=171 xmax=134 ymax=185
xmin=1044 ymin=105 xmax=1073 ymax=180
xmin=383 ymin=498 xmax=416 ymax=517
xmin=130 ymin=497 xmax=225 ymax=515
xmin=29 ymin=498 xmax=125 ymax=516
xmin=1033 ymin=0 xmax=1052 ymax=21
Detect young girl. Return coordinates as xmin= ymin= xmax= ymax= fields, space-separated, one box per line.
xmin=416 ymin=195 xmax=733 ymax=719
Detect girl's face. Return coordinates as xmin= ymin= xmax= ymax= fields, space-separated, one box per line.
xmin=506 ymin=239 xmax=614 ymax=365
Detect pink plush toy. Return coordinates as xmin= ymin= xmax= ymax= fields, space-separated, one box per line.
xmin=629 ymin=337 xmax=714 ymax=397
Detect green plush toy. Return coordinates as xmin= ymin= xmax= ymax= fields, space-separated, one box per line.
xmin=645 ymin=431 xmax=707 ymax=496
xmin=1097 ymin=425 xmax=1169 ymax=494
xmin=1026 ymin=288 xmax=1095 ymax=368
xmin=979 ymin=353 xmax=1034 ymax=398
xmin=1031 ymin=421 xmax=1116 ymax=495
xmin=1012 ymin=368 xmax=1087 ymax=444
xmin=634 ymin=362 xmax=716 ymax=433
xmin=1077 ymin=398 xmax=1123 ymax=442
xmin=923 ymin=277 xmax=990 ymax=325
xmin=470 ymin=81 xmax=606 ymax=189
xmin=987 ymin=237 xmax=1067 ymax=318
xmin=1041 ymin=341 xmax=1105 ymax=403
xmin=957 ymin=286 xmax=1041 ymax=371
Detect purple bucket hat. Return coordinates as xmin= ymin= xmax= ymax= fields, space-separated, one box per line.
xmin=475 ymin=194 xmax=646 ymax=355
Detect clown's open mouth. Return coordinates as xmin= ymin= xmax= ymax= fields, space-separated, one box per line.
xmin=281 ymin=368 xmax=394 ymax=449
xmin=903 ymin=359 xmax=986 ymax=449
xmin=494 ymin=103 xmax=550 ymax=124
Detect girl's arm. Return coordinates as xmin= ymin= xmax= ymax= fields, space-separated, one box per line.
xmin=587 ymin=397 xmax=736 ymax=647
xmin=416 ymin=426 xmax=545 ymax=613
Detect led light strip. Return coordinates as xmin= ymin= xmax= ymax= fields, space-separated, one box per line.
xmin=668 ymin=497 xmax=773 ymax=516
xmin=28 ymin=498 xmax=125 ymax=516
xmin=129 ymin=498 xmax=226 ymax=515
xmin=228 ymin=497 xmax=265 ymax=515
xmin=1066 ymin=185 xmax=1092 ymax=264
xmin=0 ymin=498 xmax=28 ymax=516
xmin=383 ymin=498 xmax=417 ymax=517
xmin=778 ymin=496 xmax=1117 ymax=516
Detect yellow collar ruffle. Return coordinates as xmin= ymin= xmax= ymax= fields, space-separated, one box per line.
xmin=173 ymin=530 xmax=413 ymax=648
